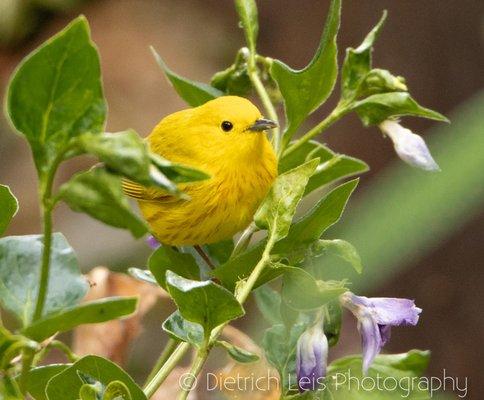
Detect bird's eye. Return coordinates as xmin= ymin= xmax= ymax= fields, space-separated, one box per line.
xmin=221 ymin=121 xmax=233 ymax=132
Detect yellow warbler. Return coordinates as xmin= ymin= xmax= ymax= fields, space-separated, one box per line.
xmin=123 ymin=96 xmax=278 ymax=246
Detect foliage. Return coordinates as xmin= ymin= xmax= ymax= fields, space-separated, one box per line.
xmin=0 ymin=1 xmax=448 ymax=399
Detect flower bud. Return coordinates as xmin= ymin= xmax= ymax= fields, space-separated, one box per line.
xmin=296 ymin=324 xmax=328 ymax=392
xmin=379 ymin=120 xmax=440 ymax=171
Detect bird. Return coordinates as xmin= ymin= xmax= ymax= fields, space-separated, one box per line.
xmin=122 ymin=96 xmax=278 ymax=248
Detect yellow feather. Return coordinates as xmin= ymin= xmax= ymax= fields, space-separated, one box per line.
xmin=135 ymin=96 xmax=277 ymax=246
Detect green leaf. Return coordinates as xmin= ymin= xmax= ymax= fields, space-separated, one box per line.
xmin=212 ymin=180 xmax=358 ymax=290
xmin=262 ymin=322 xmax=309 ymax=391
xmin=22 ymin=297 xmax=138 ymax=341
xmin=58 ymin=167 xmax=148 ymax=238
xmin=234 ymin=0 xmax=259 ymax=53
xmin=279 ymin=141 xmax=368 ymax=195
xmin=211 ymin=243 xmax=264 ymax=291
xmin=254 ymin=285 xmax=282 ymax=325
xmin=313 ymin=239 xmax=363 ymax=273
xmin=74 ymin=131 xmax=154 ymax=186
xmin=127 ymin=268 xmax=157 ymax=285
xmin=352 ymin=92 xmax=449 ymax=126
xmin=6 ymin=16 xmax=106 ymax=173
xmin=149 ymin=153 xmax=210 ymax=184
xmin=26 ymin=364 xmax=69 ymax=400
xmin=166 ymin=271 xmax=244 ymax=335
xmin=149 ymin=246 xmax=200 ymax=290
xmin=281 ymin=267 xmax=346 ymax=311
xmin=150 ymin=46 xmax=223 ymax=107
xmin=255 ymin=159 xmax=319 ymax=241
xmin=0 ymin=233 xmax=88 ymax=326
xmin=204 ymin=239 xmax=234 ymax=265
xmin=341 ymin=11 xmax=387 ymax=100
xmin=211 ymin=49 xmax=252 ymax=96
xmin=45 ymin=355 xmax=146 ymax=400
xmin=0 ymin=184 xmax=18 ymax=236
xmin=324 ymin=350 xmax=431 ymax=399
xmin=355 ymin=68 xmax=407 ymax=99
xmin=216 ymin=340 xmax=260 ymax=363
xmin=162 ymin=310 xmax=204 ymax=347
xmin=103 ymin=381 xmax=132 ymax=400
xmin=271 ymin=0 xmax=341 ymax=139
xmin=279 ymin=179 xmax=359 ymax=249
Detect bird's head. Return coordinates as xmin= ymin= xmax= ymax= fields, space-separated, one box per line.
xmin=195 ymin=95 xmax=277 ymax=137
xmin=188 ymin=96 xmax=276 ymax=162
xmin=149 ymin=96 xmax=277 ymax=172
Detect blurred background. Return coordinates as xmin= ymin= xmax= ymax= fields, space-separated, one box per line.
xmin=1 ymin=0 xmax=483 ymax=398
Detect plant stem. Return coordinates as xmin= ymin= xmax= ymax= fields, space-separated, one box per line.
xmin=32 ymin=151 xmax=66 ymax=322
xmin=32 ymin=201 xmax=53 ymax=322
xmin=177 ymin=348 xmax=208 ymax=400
xmin=282 ymin=105 xmax=349 ymax=158
xmin=18 ymin=349 xmax=35 ymax=394
xmin=247 ymin=52 xmax=281 ymax=153
xmin=144 ymin=338 xmax=179 ymax=386
xmin=235 ymin=233 xmax=276 ymax=304
xmin=143 ymin=341 xmax=191 ymax=398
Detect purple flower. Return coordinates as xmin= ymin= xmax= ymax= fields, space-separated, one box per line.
xmin=340 ymin=292 xmax=422 ymax=374
xmin=296 ymin=324 xmax=328 ymax=392
xmin=146 ymin=235 xmax=160 ymax=249
xmin=379 ymin=120 xmax=440 ymax=171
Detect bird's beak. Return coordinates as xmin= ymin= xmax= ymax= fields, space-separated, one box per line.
xmin=248 ymin=118 xmax=278 ymax=132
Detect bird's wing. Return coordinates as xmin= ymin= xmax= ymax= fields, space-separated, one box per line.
xmin=121 ymin=179 xmax=178 ymax=202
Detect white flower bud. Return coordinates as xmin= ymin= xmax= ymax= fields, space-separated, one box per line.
xmin=379 ymin=120 xmax=440 ymax=171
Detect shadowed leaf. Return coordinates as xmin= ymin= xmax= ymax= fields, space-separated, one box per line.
xmin=271 ymin=0 xmax=341 ymax=140
xmin=151 ymin=46 xmax=222 ymax=107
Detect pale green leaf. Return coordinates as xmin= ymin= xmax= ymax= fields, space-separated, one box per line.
xmin=148 ymin=246 xmax=200 ymax=290
xmin=162 ymin=310 xmax=204 ymax=347
xmin=254 ymin=285 xmax=282 ymax=325
xmin=22 ymin=297 xmax=138 ymax=341
xmin=281 ymin=267 xmax=346 ymax=311
xmin=216 ymin=340 xmax=260 ymax=363
xmin=255 ymin=159 xmax=319 ymax=241
xmin=127 ymin=268 xmax=157 ymax=285
xmin=166 ymin=271 xmax=244 ymax=335
xmin=313 ymin=239 xmax=363 ymax=273
xmin=0 ymin=233 xmax=88 ymax=326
